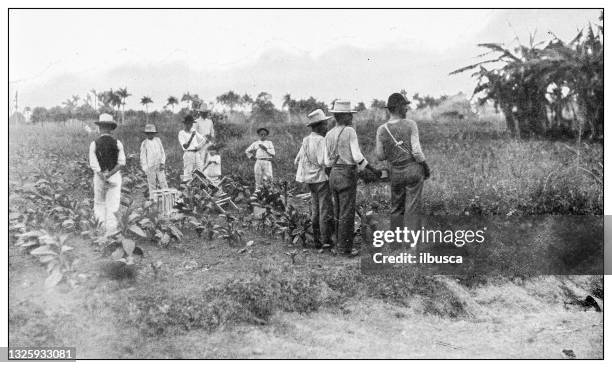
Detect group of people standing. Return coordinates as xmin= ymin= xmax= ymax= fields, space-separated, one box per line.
xmin=88 ymin=92 xmax=430 ymax=256
xmin=294 ymin=93 xmax=430 ymax=256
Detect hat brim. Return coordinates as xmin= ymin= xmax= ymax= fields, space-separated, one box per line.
xmin=256 ymin=128 xmax=270 ymax=134
xmin=307 ymin=116 xmax=333 ymax=126
xmin=95 ymin=121 xmax=117 ymax=129
xmin=329 ymin=110 xmax=357 ymax=114
xmin=144 ymin=130 xmax=158 ymax=133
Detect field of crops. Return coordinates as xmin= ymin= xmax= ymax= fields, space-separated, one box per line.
xmin=8 ymin=115 xmax=603 ymax=358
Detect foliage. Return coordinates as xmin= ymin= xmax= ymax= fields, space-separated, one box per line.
xmin=451 ymin=14 xmax=603 ymax=139
xmin=15 ymin=230 xmax=76 ymax=288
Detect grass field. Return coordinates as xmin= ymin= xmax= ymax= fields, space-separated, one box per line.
xmin=8 ymin=114 xmax=603 ymax=358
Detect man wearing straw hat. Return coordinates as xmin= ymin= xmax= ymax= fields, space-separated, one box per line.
xmin=194 ymin=102 xmax=215 ymax=169
xmin=376 ymin=92 xmax=430 ymax=228
xmin=179 ymin=115 xmax=206 ymax=182
xmin=294 ymin=109 xmax=334 ymax=250
xmin=325 ymin=100 xmax=381 ymax=256
xmin=88 ymin=113 xmax=126 ymax=236
xmin=140 ymin=123 xmax=168 ymax=198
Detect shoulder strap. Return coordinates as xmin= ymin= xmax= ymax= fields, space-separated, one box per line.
xmin=383 ymin=122 xmax=412 ymax=156
xmin=332 ymin=126 xmax=347 ymax=165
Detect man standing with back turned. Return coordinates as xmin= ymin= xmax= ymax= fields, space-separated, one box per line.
xmin=326 ymin=100 xmax=381 ymax=256
xmin=375 ymin=92 xmax=430 ymax=228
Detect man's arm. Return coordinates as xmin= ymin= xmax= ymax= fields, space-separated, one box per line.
xmin=409 ymin=121 xmax=426 ymax=163
xmin=348 ymin=128 xmax=368 ymax=170
xmin=266 ymin=142 xmax=275 ymax=156
xmin=159 ymin=139 xmax=166 ymax=165
xmin=375 ymin=126 xmax=387 ymax=161
xmin=89 ymin=141 xmax=101 ymax=173
xmin=140 ymin=141 xmax=147 ymax=171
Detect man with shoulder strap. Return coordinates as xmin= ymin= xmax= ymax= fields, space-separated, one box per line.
xmin=375 ymin=92 xmax=431 ymax=228
xmin=325 ymin=100 xmax=381 ymax=257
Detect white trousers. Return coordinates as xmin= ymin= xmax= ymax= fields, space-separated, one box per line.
xmin=254 ymin=160 xmax=273 ymax=190
xmin=145 ymin=167 xmax=168 ymax=197
xmin=182 ymin=151 xmax=203 ymax=181
xmin=93 ymin=172 xmax=122 ymax=236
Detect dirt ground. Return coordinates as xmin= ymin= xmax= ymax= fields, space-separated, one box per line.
xmin=8 ymin=225 xmax=603 ymax=359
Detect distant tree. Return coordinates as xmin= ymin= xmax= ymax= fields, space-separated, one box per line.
xmin=140 ymin=96 xmax=153 ymax=122
xmin=355 ymin=102 xmax=367 ymax=112
xmin=181 ymin=92 xmax=193 ymax=109
xmin=242 ymin=93 xmax=253 ymax=109
xmin=216 ymin=90 xmax=242 ymax=112
xmin=251 ymin=91 xmax=280 ymax=124
xmin=166 ymin=96 xmax=179 ymax=112
xmin=370 ymin=99 xmax=386 ymax=109
xmin=116 ymin=87 xmax=131 ymax=124
xmin=31 ymin=106 xmax=49 ymax=123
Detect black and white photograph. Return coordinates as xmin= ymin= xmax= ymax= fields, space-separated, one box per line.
xmin=4 ymin=4 xmax=608 ymax=362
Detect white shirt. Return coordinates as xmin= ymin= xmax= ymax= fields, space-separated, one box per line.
xmin=178 ymin=129 xmax=205 ymax=151
xmin=294 ymin=133 xmax=329 ymax=183
xmin=194 ymin=117 xmax=215 ymax=142
xmin=204 ymin=154 xmax=222 ymax=177
xmin=140 ymin=137 xmax=166 ymax=171
xmin=324 ymin=125 xmax=368 ymax=169
xmin=89 ymin=136 xmax=126 ymax=176
xmin=245 ymin=140 xmax=275 ymax=159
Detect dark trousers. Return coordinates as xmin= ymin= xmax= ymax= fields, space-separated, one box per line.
xmin=390 ymin=162 xmax=424 ymax=230
xmin=329 ymin=165 xmax=358 ymax=252
xmin=308 ymin=181 xmax=333 ymax=246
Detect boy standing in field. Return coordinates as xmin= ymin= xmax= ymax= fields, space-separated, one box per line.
xmin=295 ymin=109 xmax=333 ymax=249
xmin=178 ymin=115 xmax=206 ymax=182
xmin=245 ymin=127 xmax=275 ymax=190
xmin=202 ymin=144 xmax=222 ymax=186
xmin=140 ymin=123 xmax=168 ymax=198
xmin=89 ymin=113 xmax=126 ymax=236
xmin=194 ymin=104 xmax=215 ymax=168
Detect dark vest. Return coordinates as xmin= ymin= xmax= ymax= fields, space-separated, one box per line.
xmin=95 ymin=135 xmax=119 ymax=171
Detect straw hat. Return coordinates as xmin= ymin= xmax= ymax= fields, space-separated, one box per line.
xmin=195 ymin=102 xmax=209 ymax=112
xmin=144 ymin=123 xmax=157 ymax=133
xmin=329 ymin=100 xmax=356 ymax=113
xmin=256 ymin=127 xmax=269 ymax=135
xmin=95 ymin=113 xmax=117 ymax=129
xmin=306 ymin=109 xmax=332 ymax=126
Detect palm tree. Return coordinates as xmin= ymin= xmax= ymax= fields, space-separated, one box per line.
xmin=116 ymin=87 xmax=131 ymax=124
xmin=181 ymin=92 xmax=192 ymax=109
xmin=140 ymin=96 xmax=153 ymax=122
xmin=166 ymin=96 xmax=179 ymax=113
xmin=90 ymin=89 xmax=98 ymax=109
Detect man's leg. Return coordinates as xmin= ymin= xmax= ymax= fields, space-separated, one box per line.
xmin=337 ymin=182 xmax=357 ymax=252
xmin=92 ymin=174 xmax=106 ymax=232
xmin=254 ymin=160 xmax=263 ymax=190
xmin=146 ymin=169 xmax=157 ymax=198
xmin=104 ymin=175 xmax=122 ymax=236
xmin=404 ymin=178 xmax=424 ymax=230
xmin=183 ymin=152 xmax=194 ymax=181
xmin=390 ymin=166 xmax=408 ymax=228
xmin=308 ymin=183 xmax=321 ymax=247
xmin=264 ymin=161 xmax=273 ymax=182
xmin=317 ymin=181 xmax=333 ymax=245
xmin=156 ymin=169 xmax=169 ymax=189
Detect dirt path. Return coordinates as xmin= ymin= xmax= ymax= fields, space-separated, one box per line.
xmin=9 ymin=230 xmax=603 ymax=359
xmin=127 ymin=298 xmax=603 ymax=359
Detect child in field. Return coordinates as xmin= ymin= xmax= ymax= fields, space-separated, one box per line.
xmin=245 ymin=127 xmax=275 ymax=190
xmin=203 ymin=144 xmax=222 ymax=186
xmin=178 ymin=115 xmax=206 ymax=182
xmin=140 ymin=123 xmax=168 ymax=198
xmin=89 ymin=113 xmax=126 ymax=236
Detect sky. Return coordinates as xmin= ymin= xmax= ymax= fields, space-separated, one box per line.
xmin=9 ymin=9 xmax=602 ymax=111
